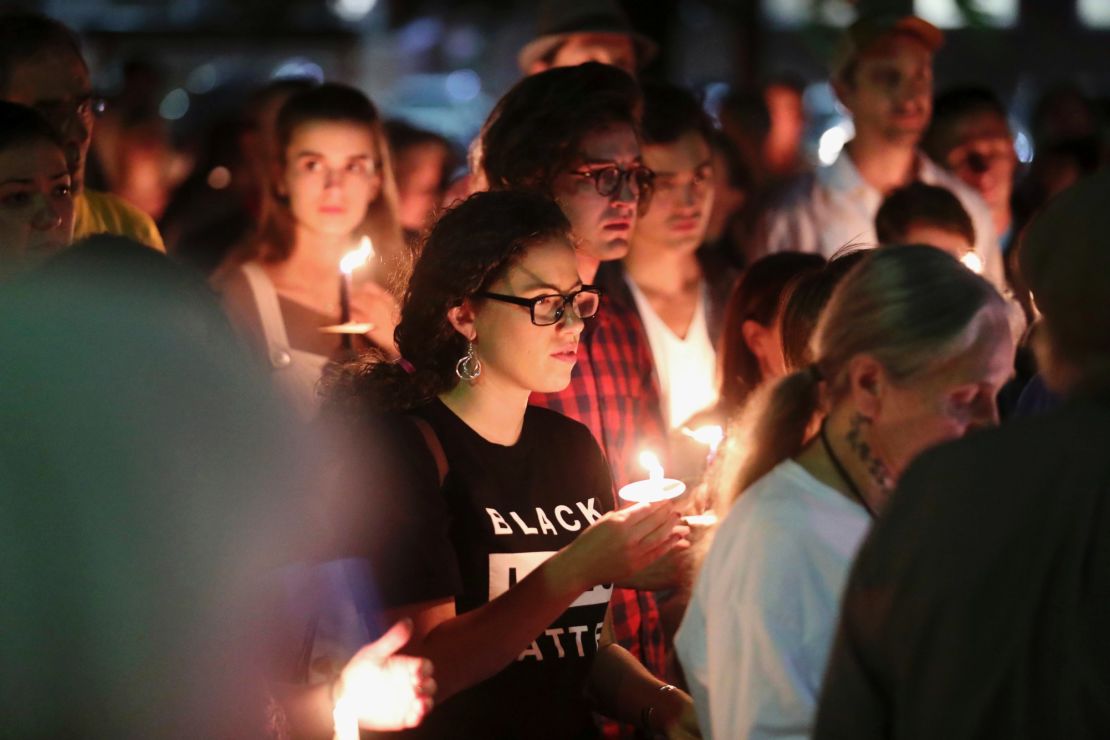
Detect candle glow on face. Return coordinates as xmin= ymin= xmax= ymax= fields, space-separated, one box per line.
xmin=341 ymin=235 xmax=375 ymax=275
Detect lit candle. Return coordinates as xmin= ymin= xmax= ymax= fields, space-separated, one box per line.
xmin=618 ymin=450 xmax=686 ymax=504
xmin=960 ymin=251 xmax=984 ymax=274
xmin=338 ymin=236 xmax=375 ymax=349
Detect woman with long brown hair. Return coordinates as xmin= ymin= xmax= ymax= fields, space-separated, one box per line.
xmin=214 ymin=83 xmax=405 ymax=419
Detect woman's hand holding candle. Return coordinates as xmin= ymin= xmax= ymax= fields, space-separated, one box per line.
xmin=550 ymin=500 xmax=690 ymax=593
xmin=618 ymin=451 xmax=687 ymax=505
xmin=349 ymin=280 xmax=401 ymax=356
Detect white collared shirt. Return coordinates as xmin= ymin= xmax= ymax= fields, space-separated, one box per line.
xmin=762 ymin=149 xmax=1005 ymax=289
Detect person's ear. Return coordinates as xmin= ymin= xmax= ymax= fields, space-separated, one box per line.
xmin=446 ymin=300 xmax=478 ymax=342
xmin=845 ymin=353 xmax=886 ymax=420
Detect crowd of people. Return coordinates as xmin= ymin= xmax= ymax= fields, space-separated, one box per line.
xmin=2 ymin=3 xmax=1108 ymax=739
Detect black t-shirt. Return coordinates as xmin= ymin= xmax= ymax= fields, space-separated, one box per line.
xmin=349 ymin=399 xmax=615 ymax=739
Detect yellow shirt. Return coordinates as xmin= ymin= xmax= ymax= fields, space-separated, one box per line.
xmin=73 ymin=189 xmax=165 ymax=252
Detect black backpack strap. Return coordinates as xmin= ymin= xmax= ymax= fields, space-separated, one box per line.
xmin=409 ymin=415 xmax=448 ymax=486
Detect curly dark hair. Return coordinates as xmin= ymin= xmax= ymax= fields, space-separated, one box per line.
xmin=324 ymin=189 xmax=572 ymax=415
xmin=481 ymin=62 xmax=641 ymax=194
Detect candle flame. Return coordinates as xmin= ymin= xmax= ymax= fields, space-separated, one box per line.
xmin=960 ymin=251 xmax=983 ymax=274
xmin=639 ymin=450 xmax=664 ymax=481
xmin=682 ymin=425 xmax=724 ymax=452
xmin=340 ymin=236 xmax=375 ymax=275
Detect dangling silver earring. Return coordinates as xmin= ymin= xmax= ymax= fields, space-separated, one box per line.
xmin=455 ymin=340 xmax=482 ymax=381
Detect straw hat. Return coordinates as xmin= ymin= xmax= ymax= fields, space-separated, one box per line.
xmin=517 ymin=0 xmax=658 ymax=73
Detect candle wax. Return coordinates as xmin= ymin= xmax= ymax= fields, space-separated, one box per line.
xmin=618 ymin=477 xmax=686 ymax=504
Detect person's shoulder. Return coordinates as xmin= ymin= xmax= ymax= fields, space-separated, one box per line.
xmin=718 ymin=462 xmax=833 ymax=548
xmin=76 ymin=190 xmax=165 ymax=252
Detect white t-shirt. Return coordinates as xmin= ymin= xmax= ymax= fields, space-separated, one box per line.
xmin=674 ymin=460 xmax=872 ymax=740
xmin=625 ymin=276 xmax=718 ymax=430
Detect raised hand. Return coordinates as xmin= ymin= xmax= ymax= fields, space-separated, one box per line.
xmin=331 ymin=618 xmax=436 ymax=737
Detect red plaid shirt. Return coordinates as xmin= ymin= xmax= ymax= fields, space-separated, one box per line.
xmin=531 ymin=266 xmax=669 ymax=737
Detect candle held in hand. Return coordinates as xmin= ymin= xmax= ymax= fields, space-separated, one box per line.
xmin=618 ymin=450 xmax=686 ymax=504
xmin=338 ymin=236 xmax=375 ymax=349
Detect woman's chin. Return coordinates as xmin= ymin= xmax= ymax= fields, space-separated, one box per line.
xmin=533 ymin=367 xmax=576 ymax=395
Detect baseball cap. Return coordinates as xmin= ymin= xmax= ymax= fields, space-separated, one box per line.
xmin=831 ymin=14 xmax=944 ymax=81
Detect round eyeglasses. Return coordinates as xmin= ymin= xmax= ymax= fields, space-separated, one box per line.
xmin=476 ymin=286 xmax=601 ymax=326
xmin=568 ymin=165 xmax=655 ymax=201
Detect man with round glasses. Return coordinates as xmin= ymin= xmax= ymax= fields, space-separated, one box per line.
xmin=0 ymin=11 xmax=163 ymax=251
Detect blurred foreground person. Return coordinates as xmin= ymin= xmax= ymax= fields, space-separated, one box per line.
xmin=0 ymin=101 xmax=74 ymax=280
xmin=213 ymin=83 xmax=404 ymax=420
xmin=0 ymin=11 xmax=163 ymax=249
xmin=0 ymin=237 xmax=432 ymax=738
xmin=675 ymin=246 xmax=1015 ymax=739
xmin=324 ymin=191 xmax=698 ymax=739
xmin=814 ymin=171 xmax=1110 ymax=740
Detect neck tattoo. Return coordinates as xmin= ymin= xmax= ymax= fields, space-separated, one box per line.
xmin=819 ymin=416 xmax=884 ymax=520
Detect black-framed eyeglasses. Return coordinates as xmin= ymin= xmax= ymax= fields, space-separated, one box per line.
xmin=568 ymin=165 xmax=655 ymax=200
xmin=476 ymin=285 xmax=601 ymax=326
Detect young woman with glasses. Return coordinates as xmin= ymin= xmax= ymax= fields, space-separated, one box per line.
xmin=323 ymin=190 xmax=701 ymax=739
xmin=213 ymin=83 xmax=405 ymax=419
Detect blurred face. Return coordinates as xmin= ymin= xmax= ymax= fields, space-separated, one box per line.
xmin=868 ymin=306 xmax=1014 ymax=480
xmin=636 ymin=131 xmax=715 ymax=254
xmin=471 ymin=237 xmax=588 ymax=394
xmin=543 ymin=33 xmax=637 ymax=76
xmin=394 ymin=141 xmax=448 ymax=232
xmin=551 ymin=124 xmax=642 ymax=263
xmin=0 ymin=139 xmax=75 ymax=278
xmin=763 ymin=83 xmax=805 ymax=168
xmin=837 ymin=34 xmax=933 ymax=146
xmin=899 ymin=222 xmax=973 ymax=259
xmin=938 ymin=110 xmax=1016 ymax=213
xmin=281 ymin=120 xmax=382 ymax=240
xmin=3 ymin=50 xmax=94 ymax=191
